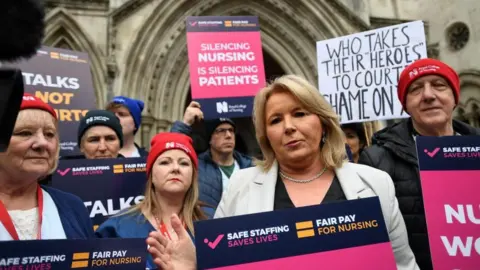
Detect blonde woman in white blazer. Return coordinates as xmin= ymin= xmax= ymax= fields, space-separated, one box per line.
xmin=146 ymin=75 xmax=419 ymax=270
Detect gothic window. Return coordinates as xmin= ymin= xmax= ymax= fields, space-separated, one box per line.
xmin=446 ymin=22 xmax=469 ymax=51
xmin=55 ymin=39 xmax=73 ymax=50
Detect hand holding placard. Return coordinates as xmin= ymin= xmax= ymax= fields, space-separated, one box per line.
xmin=183 ymin=101 xmax=204 ymax=126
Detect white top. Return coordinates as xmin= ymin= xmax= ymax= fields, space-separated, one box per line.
xmin=0 ymin=188 xmax=67 ymax=241
xmin=219 ymin=160 xmax=240 ymax=192
xmin=129 ymin=147 xmax=141 ymax=158
xmin=8 ymin=207 xmax=39 ymax=240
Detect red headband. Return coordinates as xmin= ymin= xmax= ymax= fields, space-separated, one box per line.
xmin=146 ymin=132 xmax=198 ymax=177
xmin=397 ymin=58 xmax=460 ymax=110
xmin=20 ymin=93 xmax=57 ymax=119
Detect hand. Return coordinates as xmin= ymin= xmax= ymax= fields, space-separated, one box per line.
xmin=146 ymin=214 xmax=197 ymax=270
xmin=183 ymin=101 xmax=203 ymax=126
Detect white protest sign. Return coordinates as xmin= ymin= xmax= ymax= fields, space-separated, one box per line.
xmin=317 ymin=20 xmax=427 ymax=123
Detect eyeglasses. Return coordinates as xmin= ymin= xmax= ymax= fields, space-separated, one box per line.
xmin=214 ymin=127 xmax=234 ymax=135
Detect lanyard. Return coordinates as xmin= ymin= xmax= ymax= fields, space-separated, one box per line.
xmin=155 ymin=216 xmax=186 ymax=240
xmin=0 ymin=185 xmax=43 ymax=240
xmin=155 ymin=217 xmax=172 ymax=240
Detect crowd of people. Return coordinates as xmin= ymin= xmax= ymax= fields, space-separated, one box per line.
xmin=0 ymin=57 xmax=478 ymax=270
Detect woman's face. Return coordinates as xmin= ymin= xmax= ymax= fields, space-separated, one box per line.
xmin=151 ymin=149 xmax=193 ymax=195
xmin=0 ymin=110 xmax=58 ymax=181
xmin=342 ymin=128 xmax=363 ymax=158
xmin=80 ymin=126 xmax=121 ymax=159
xmin=265 ymin=91 xmax=323 ymax=166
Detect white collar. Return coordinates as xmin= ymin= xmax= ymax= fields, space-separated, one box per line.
xmin=0 ymin=188 xmax=67 ymax=241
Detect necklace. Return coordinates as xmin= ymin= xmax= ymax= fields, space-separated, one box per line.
xmin=279 ymin=167 xmax=327 ymax=184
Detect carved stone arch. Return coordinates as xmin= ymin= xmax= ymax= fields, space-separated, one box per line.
xmin=122 ymin=0 xmax=355 ymax=142
xmin=44 ymin=8 xmax=107 ymax=107
xmin=456 ymin=70 xmax=480 ymax=127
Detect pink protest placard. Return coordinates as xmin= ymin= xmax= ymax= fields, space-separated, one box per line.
xmin=195 ymin=197 xmax=397 ymax=269
xmin=186 ymin=16 xmax=266 ymax=119
xmin=416 ymin=136 xmax=480 ymax=270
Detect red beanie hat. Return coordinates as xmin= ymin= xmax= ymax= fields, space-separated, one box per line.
xmin=20 ymin=93 xmax=57 ymax=119
xmin=397 ymin=58 xmax=460 ymax=110
xmin=146 ymin=132 xmax=198 ymax=177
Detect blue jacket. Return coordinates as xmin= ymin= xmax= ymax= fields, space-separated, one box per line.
xmin=170 ymin=121 xmax=254 ymax=209
xmin=41 ymin=186 xmax=95 ymax=239
xmin=95 ymin=207 xmax=214 ymax=270
xmin=95 ymin=211 xmax=160 ymax=270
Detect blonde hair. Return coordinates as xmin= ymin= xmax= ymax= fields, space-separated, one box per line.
xmin=15 ymin=109 xmax=60 ymax=176
xmin=121 ymin=166 xmax=206 ymax=235
xmin=362 ymin=121 xmax=382 ymax=147
xmin=253 ymin=75 xmax=347 ymax=171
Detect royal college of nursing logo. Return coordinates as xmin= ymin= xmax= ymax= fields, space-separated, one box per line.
xmin=85 ymin=116 xmax=110 ymax=124
xmin=409 ymin=68 xmax=419 ymax=79
xmin=216 ymin=101 xmax=228 ymax=114
xmin=165 ymin=142 xmax=191 ymax=153
xmin=409 ymin=65 xmax=440 ymax=79
xmin=23 ymin=96 xmax=36 ymax=101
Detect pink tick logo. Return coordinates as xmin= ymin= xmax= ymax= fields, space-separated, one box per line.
xmin=56 ymin=168 xmax=71 ymax=176
xmin=204 ymin=234 xmax=224 ymax=250
xmin=424 ymin=148 xmax=441 ymax=158
xmin=189 ymin=21 xmax=198 ymax=26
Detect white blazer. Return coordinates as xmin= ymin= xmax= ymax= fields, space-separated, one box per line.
xmin=214 ymin=161 xmax=419 ymax=270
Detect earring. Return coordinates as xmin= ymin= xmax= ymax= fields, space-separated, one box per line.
xmin=322 ymin=132 xmax=326 ymax=143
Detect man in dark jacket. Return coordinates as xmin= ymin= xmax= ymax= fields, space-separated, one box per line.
xmin=171 ymin=101 xmax=253 ymax=210
xmin=359 ymin=58 xmax=480 ymax=270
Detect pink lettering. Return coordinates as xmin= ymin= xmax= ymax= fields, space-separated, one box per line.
xmin=467 ymin=152 xmax=480 ymax=158
xmin=255 ymin=234 xmax=279 ymax=244
xmin=72 ymin=171 xmax=89 ymax=176
xmin=0 ymin=266 xmax=23 ymax=270
xmin=227 ymin=238 xmax=254 ymax=247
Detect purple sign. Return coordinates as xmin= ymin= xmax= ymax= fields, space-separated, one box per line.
xmin=12 ymin=46 xmax=97 ymax=156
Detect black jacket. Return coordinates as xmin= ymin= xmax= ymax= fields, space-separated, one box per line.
xmin=358 ymin=118 xmax=480 ymax=270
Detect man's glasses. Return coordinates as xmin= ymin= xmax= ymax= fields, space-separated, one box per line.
xmin=214 ymin=127 xmax=234 ymax=135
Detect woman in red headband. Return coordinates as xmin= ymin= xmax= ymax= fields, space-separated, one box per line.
xmin=0 ymin=94 xmax=94 ymax=241
xmin=96 ymin=132 xmax=213 ymax=269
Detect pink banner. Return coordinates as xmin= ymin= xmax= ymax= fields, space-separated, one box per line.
xmin=187 ymin=31 xmax=265 ymax=99
xmin=186 ymin=16 xmax=266 ymax=119
xmin=416 ymin=136 xmax=480 ymax=270
xmin=208 ymin=243 xmax=395 ymax=270
xmin=420 ymin=171 xmax=480 ymax=269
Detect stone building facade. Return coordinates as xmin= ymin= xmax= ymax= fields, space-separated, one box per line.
xmin=43 ymin=0 xmax=480 ymax=153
